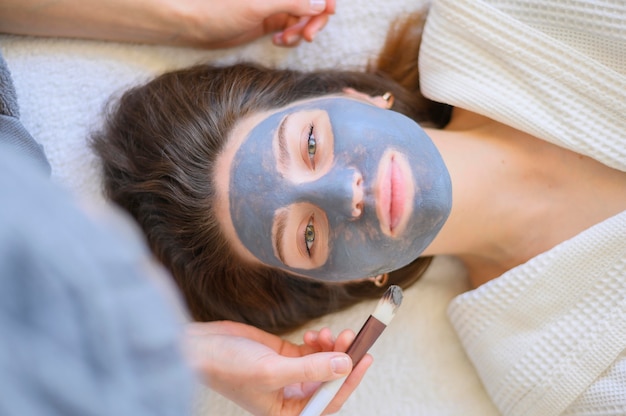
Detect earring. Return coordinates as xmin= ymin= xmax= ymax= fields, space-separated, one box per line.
xmin=382 ymin=92 xmax=395 ymax=109
xmin=372 ymin=273 xmax=389 ymax=287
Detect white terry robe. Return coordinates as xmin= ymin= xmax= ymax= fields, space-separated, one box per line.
xmin=419 ymin=0 xmax=626 ymax=414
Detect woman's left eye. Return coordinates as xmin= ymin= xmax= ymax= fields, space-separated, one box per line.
xmin=306 ymin=124 xmax=316 ymax=169
xmin=304 ymin=216 xmax=315 ymax=257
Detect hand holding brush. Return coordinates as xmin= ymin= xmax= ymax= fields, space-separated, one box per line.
xmin=299 ymin=285 xmax=404 ymax=416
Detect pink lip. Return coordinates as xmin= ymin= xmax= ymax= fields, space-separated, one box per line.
xmin=389 ymin=157 xmax=406 ymax=231
xmin=376 ymin=150 xmax=414 ymax=237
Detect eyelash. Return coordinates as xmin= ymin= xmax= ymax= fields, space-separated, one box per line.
xmin=306 ymin=123 xmax=316 ymax=170
xmin=304 ymin=216 xmax=315 ymax=258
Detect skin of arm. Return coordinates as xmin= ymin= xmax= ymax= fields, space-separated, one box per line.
xmin=184 ymin=321 xmax=372 ymax=415
xmin=0 ymin=0 xmax=336 ymax=48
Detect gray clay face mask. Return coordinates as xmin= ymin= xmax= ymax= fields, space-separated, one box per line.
xmin=229 ymin=97 xmax=451 ymax=282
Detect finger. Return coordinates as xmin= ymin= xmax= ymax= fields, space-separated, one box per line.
xmin=274 ymin=12 xmax=330 ymax=46
xmin=272 ymin=31 xmax=302 ymax=47
xmin=264 ymin=13 xmax=299 ymax=34
xmin=300 ymin=13 xmax=330 ymax=42
xmin=302 ymin=329 xmax=327 ymax=352
xmin=273 ymin=16 xmax=311 ymax=47
xmin=303 ymin=329 xmax=320 ymax=347
xmin=270 ymin=352 xmax=353 ymax=388
xmin=303 ymin=328 xmax=337 ymax=352
xmin=326 ymin=0 xmax=336 ymax=14
xmin=334 ymin=329 xmax=356 ymax=352
xmin=316 ymin=327 xmax=336 ymax=350
xmin=323 ymin=354 xmax=373 ymax=414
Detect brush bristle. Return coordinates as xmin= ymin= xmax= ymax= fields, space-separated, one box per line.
xmin=372 ymin=285 xmax=403 ymax=325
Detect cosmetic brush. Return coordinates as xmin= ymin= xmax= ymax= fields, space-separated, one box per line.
xmin=299 ymin=285 xmax=404 ymax=416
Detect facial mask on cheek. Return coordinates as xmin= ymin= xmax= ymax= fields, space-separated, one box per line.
xmin=230 ymin=98 xmax=452 ymax=282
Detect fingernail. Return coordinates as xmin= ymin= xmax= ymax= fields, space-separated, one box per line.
xmin=310 ymin=0 xmax=326 ymax=12
xmin=272 ymin=33 xmax=285 ymax=46
xmin=331 ymin=356 xmax=351 ymax=375
xmin=284 ymin=33 xmax=302 ymax=46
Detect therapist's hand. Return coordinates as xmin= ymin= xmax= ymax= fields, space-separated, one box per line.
xmin=185 ymin=321 xmax=372 ymax=415
xmin=0 ymin=0 xmax=336 ymax=49
xmin=187 ymin=0 xmax=337 ymax=48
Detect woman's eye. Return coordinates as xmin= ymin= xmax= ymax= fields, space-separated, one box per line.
xmin=306 ymin=124 xmax=316 ymax=169
xmin=304 ymin=217 xmax=315 ymax=257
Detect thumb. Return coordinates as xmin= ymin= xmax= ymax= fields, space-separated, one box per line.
xmin=270 ymin=352 xmax=352 ymax=387
xmin=258 ymin=0 xmax=333 ymax=17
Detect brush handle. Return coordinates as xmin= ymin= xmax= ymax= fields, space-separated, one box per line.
xmin=345 ymin=315 xmax=385 ymax=365
xmin=298 ymin=376 xmax=347 ymax=416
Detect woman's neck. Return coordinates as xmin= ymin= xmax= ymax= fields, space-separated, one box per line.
xmin=422 ymin=109 xmax=626 ymax=286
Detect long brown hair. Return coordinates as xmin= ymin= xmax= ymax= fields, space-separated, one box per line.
xmin=91 ymin=11 xmax=450 ymax=334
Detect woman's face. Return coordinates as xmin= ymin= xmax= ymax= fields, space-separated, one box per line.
xmin=215 ymin=95 xmax=451 ymax=282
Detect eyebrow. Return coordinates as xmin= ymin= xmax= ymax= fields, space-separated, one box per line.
xmin=277 ymin=113 xmax=291 ymax=170
xmin=273 ymin=208 xmax=289 ymax=265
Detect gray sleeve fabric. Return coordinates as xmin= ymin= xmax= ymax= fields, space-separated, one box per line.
xmin=0 ymin=143 xmax=194 ymax=415
xmin=0 ymin=49 xmax=19 ymax=118
xmin=0 ymin=50 xmax=51 ymax=175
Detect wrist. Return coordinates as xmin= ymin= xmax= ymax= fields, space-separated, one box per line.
xmin=0 ymin=0 xmax=196 ymax=47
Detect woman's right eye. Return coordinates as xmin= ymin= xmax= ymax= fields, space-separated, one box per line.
xmin=304 ymin=216 xmax=315 ymax=257
xmin=306 ymin=123 xmax=316 ymax=170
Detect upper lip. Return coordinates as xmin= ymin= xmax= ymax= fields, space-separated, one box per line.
xmin=375 ymin=150 xmax=414 ymax=237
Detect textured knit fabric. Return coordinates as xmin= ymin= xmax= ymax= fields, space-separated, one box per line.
xmin=0 ymin=51 xmax=20 ymax=118
xmin=419 ymin=0 xmax=626 ymax=415
xmin=420 ymin=0 xmax=626 ymax=173
xmin=0 ymin=51 xmax=50 ymax=174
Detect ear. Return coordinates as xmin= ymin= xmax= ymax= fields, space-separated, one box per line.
xmin=342 ymin=88 xmax=393 ymax=109
xmin=367 ymin=273 xmax=389 ymax=287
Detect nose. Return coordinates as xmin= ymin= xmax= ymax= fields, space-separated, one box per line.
xmin=299 ymin=167 xmax=364 ymax=220
xmin=352 ymin=171 xmax=364 ymax=218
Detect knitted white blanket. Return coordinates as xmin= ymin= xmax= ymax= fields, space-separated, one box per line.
xmin=1 ymin=0 xmax=499 ymax=414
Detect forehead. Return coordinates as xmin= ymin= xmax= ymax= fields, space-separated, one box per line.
xmin=213 ymin=109 xmax=275 ymax=266
xmin=213 ymin=96 xmax=335 ymax=266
